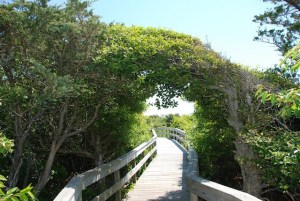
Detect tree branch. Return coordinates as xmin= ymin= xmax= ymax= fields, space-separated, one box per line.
xmin=65 ymin=101 xmax=78 ymax=134
xmin=57 ymin=98 xmax=69 ymax=136
xmin=63 ymin=104 xmax=101 ymax=139
xmin=284 ymin=0 xmax=300 ymax=11
xmin=272 ymin=116 xmax=295 ymax=133
xmin=207 ymin=85 xmax=229 ymax=94
xmin=57 ymin=149 xmax=93 ymax=159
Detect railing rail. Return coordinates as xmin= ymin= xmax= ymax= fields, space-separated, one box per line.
xmin=155 ymin=127 xmax=188 ymax=149
xmin=54 ymin=130 xmax=157 ymax=201
xmin=154 ymin=127 xmax=261 ymax=201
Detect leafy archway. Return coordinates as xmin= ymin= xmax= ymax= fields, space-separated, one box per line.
xmin=2 ymin=1 xmax=291 ymax=198
xmin=95 ymin=24 xmax=266 ymax=197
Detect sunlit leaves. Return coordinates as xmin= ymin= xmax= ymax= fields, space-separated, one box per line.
xmin=0 ymin=181 xmax=36 ymax=201
xmin=280 ymin=43 xmax=300 ymax=73
xmin=249 ymin=130 xmax=300 ymax=191
xmin=256 ymin=42 xmax=300 ymax=118
xmin=96 ymin=24 xmax=223 ymax=108
xmin=0 ymin=133 xmax=14 ymax=156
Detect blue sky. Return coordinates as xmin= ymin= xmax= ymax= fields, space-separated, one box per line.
xmin=87 ymin=0 xmax=282 ymax=115
xmin=51 ymin=0 xmax=281 ymax=115
xmin=92 ymin=0 xmax=282 ymax=69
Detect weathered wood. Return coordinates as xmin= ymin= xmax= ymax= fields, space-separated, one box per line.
xmin=156 ymin=127 xmax=262 ymax=201
xmin=170 ymin=134 xmax=188 ymax=145
xmin=92 ymin=147 xmax=157 ymax=201
xmin=155 ymin=128 xmax=190 ymax=156
xmin=77 ymin=193 xmax=82 ymax=201
xmin=125 ymin=138 xmax=190 ymax=201
xmin=54 ymin=136 xmax=157 ymax=201
xmin=183 ymin=130 xmax=261 ymax=201
xmin=152 ymin=129 xmax=157 ymax=138
xmin=155 ymin=127 xmax=186 ymax=138
xmin=53 ymin=175 xmax=84 ymax=201
xmin=187 ymin=147 xmax=199 ymax=201
xmin=131 ymin=159 xmax=137 ymax=183
xmin=186 ymin=175 xmax=261 ymax=201
xmin=114 ymin=170 xmax=121 ymax=201
xmin=187 ymin=147 xmax=198 ymax=176
xmin=55 ymin=127 xmax=262 ymax=201
xmin=81 ymin=138 xmax=156 ymax=188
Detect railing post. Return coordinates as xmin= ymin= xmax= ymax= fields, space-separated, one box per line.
xmin=78 ymin=192 xmax=83 ymax=201
xmin=131 ymin=159 xmax=137 ymax=183
xmin=143 ymin=151 xmax=147 ymax=169
xmin=190 ymin=193 xmax=198 ymax=201
xmin=151 ymin=141 xmax=156 ymax=160
xmin=114 ymin=170 xmax=121 ymax=201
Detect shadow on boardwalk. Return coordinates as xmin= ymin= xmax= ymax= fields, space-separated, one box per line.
xmin=147 ymin=189 xmax=188 ymax=201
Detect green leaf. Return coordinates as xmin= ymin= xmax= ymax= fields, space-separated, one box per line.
xmin=0 ymin=175 xmax=7 ymax=181
xmin=0 ymin=182 xmax=5 ymax=188
xmin=20 ymin=186 xmax=32 ymax=194
xmin=260 ymin=91 xmax=269 ymax=103
xmin=10 ymin=197 xmax=20 ymax=201
xmin=19 ymin=193 xmax=28 ymax=201
xmin=291 ymin=104 xmax=297 ymax=111
xmin=270 ymin=94 xmax=277 ymax=105
xmin=291 ymin=60 xmax=300 ymax=72
xmin=7 ymin=187 xmax=18 ymax=195
xmin=294 ymin=109 xmax=300 ymax=117
xmin=26 ymin=191 xmax=35 ymax=200
xmin=0 ymin=188 xmax=5 ymax=195
xmin=255 ymin=85 xmax=263 ymax=97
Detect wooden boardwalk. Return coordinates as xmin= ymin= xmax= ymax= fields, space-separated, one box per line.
xmin=124 ymin=137 xmax=189 ymax=201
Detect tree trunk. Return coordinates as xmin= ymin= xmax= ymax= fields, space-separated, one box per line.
xmin=234 ymin=137 xmax=262 ymax=197
xmin=23 ymin=155 xmax=33 ymax=188
xmin=35 ymin=138 xmax=60 ymax=193
xmin=7 ymin=105 xmax=38 ymax=189
xmin=92 ymin=133 xmax=104 ymax=167
xmin=226 ymin=86 xmax=262 ymax=197
xmin=7 ymin=135 xmax=26 ymax=189
xmin=35 ymin=103 xmax=100 ymax=193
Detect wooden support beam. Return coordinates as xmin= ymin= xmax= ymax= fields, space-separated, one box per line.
xmin=114 ymin=170 xmax=121 ymax=201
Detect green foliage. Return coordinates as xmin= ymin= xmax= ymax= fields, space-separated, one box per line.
xmin=0 ymin=180 xmax=35 ymax=201
xmin=167 ymin=114 xmax=196 ymax=132
xmin=3 ymin=0 xmax=296 ymax=199
xmin=189 ymin=105 xmax=240 ymax=187
xmin=128 ymin=114 xmax=152 ymax=148
xmin=0 ymin=135 xmax=36 ymax=201
xmin=144 ymin=115 xmax=167 ymax=128
xmin=96 ymin=24 xmax=222 ymax=108
xmin=248 ymin=130 xmax=300 ymax=191
xmin=253 ymin=0 xmax=300 ymax=54
xmin=0 ymin=133 xmax=14 ymax=156
xmin=281 ymin=42 xmax=300 ymax=72
xmin=254 ymin=43 xmax=300 ymax=198
xmin=257 ymin=43 xmax=300 ymax=118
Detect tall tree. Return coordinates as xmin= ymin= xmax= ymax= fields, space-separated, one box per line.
xmin=0 ymin=0 xmax=105 ymax=191
xmin=253 ymin=0 xmax=300 ymax=54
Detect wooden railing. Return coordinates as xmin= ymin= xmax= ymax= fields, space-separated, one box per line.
xmin=54 ymin=130 xmax=157 ymax=201
xmin=154 ymin=127 xmax=262 ymax=201
xmin=155 ymin=127 xmax=188 ymax=149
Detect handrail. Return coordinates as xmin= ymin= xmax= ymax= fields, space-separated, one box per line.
xmin=154 ymin=127 xmax=262 ymax=201
xmin=54 ymin=130 xmax=158 ymax=201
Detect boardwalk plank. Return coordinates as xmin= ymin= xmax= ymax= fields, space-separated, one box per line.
xmin=124 ymin=138 xmax=189 ymax=201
